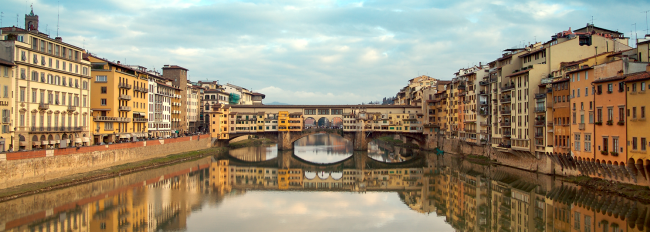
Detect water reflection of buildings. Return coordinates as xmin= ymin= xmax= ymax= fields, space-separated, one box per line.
xmin=294 ymin=133 xmax=352 ymax=154
xmin=10 ymin=155 xmax=650 ymax=232
xmin=229 ymin=145 xmax=277 ymax=162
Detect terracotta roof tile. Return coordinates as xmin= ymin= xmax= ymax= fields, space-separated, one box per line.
xmin=624 ymin=71 xmax=650 ymax=82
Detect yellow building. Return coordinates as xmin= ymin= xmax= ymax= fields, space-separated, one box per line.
xmin=626 ymin=67 xmax=650 ymax=167
xmin=1 ymin=13 xmax=93 ymax=150
xmin=208 ymin=104 xmax=230 ymax=140
xmin=278 ymin=111 xmax=290 ymax=131
xmin=0 ymin=59 xmax=15 ymax=151
xmin=171 ymin=85 xmax=182 ymax=136
xmin=87 ymin=54 xmax=148 ymax=144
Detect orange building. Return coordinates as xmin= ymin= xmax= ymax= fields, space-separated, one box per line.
xmin=593 ymin=73 xmax=628 ymax=164
xmin=552 ymin=78 xmax=571 ymax=155
xmin=568 ymin=66 xmax=596 ymax=161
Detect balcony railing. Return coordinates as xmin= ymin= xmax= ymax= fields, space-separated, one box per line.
xmin=479 ymin=101 xmax=488 ymax=105
xmin=535 ymin=93 xmax=546 ymax=99
xmin=134 ymin=86 xmax=149 ymax=93
xmin=501 ymin=110 xmax=511 ymax=115
xmin=457 ymin=85 xmax=466 ymax=90
xmin=119 ymin=95 xmax=132 ymax=100
xmin=535 ymin=107 xmax=545 ymax=113
xmin=118 ymin=83 xmax=132 ymax=89
xmin=535 ymin=133 xmax=544 ymax=138
xmin=479 ymin=110 xmax=489 ymax=116
xmin=94 ymin=116 xmax=131 ymax=122
xmin=500 ymin=122 xmax=511 ymax=127
xmin=501 ymin=97 xmax=511 ymax=103
xmin=480 ymin=122 xmax=488 ymax=126
xmin=119 ymin=106 xmax=131 ymax=111
xmin=479 ymin=90 xmax=488 ymax=95
xmin=38 ymin=103 xmax=49 ymax=110
xmin=480 ymin=81 xmax=489 ymax=86
xmin=501 ymin=84 xmax=514 ymax=92
xmin=535 ymin=120 xmax=545 ymax=126
xmin=133 ymin=118 xmax=148 ymax=122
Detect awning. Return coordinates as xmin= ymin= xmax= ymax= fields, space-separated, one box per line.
xmin=52 ymin=140 xmax=59 ymax=144
xmin=75 ymin=138 xmax=82 ymax=143
xmin=41 ymin=141 xmax=49 ymax=145
xmin=119 ymin=134 xmax=131 ymax=139
xmin=33 ymin=141 xmax=41 ymax=146
xmin=19 ymin=141 xmax=27 ymax=146
xmin=83 ymin=137 xmax=90 ymax=142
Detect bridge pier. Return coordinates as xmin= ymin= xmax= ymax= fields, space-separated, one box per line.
xmin=352 ymin=131 xmax=369 ymax=151
xmin=278 ymin=131 xmax=293 ymax=150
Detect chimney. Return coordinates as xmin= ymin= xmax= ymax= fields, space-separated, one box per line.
xmin=617 ymin=70 xmax=624 ymax=76
xmin=117 ymin=61 xmax=121 ymax=64
xmin=55 ymin=37 xmax=62 ymax=42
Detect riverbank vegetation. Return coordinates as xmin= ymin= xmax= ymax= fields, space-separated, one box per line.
xmin=228 ymin=138 xmax=275 ymax=148
xmin=0 ymin=147 xmax=227 ymax=202
xmin=376 ymin=136 xmax=420 ymax=149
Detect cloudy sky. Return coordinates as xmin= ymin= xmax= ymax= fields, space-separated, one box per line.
xmin=3 ymin=0 xmax=649 ymax=104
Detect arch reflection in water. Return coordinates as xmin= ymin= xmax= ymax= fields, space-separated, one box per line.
xmin=293 ymin=134 xmax=353 ymax=163
xmin=228 ymin=144 xmax=278 ymax=161
xmin=9 ymin=152 xmax=650 ymax=231
xmin=368 ymin=140 xmax=417 ymax=163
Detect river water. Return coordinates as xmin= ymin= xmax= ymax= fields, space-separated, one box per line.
xmin=2 ymin=134 xmax=648 ymax=232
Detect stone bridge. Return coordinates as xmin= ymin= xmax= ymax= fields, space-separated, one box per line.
xmin=230 ymin=128 xmax=427 ymax=151
xmin=218 ymin=149 xmax=426 ymax=171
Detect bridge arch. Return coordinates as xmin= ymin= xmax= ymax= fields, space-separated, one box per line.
xmin=317 ymin=117 xmax=330 ymax=127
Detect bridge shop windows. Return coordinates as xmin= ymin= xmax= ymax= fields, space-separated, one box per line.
xmin=304 ymin=109 xmax=316 ymax=115
xmin=318 ymin=109 xmax=329 ymax=115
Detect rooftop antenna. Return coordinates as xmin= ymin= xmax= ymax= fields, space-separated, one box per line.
xmin=633 ymin=23 xmax=638 ymax=43
xmin=1 ymin=12 xmax=3 ymax=28
xmin=591 ymin=16 xmax=594 ymax=25
xmin=643 ymin=10 xmax=650 ymax=35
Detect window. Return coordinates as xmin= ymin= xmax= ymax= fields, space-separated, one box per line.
xmin=643 ymin=138 xmax=647 ymax=151
xmin=585 ymin=87 xmax=588 ymax=96
xmin=31 ymin=89 xmax=36 ymax=103
xmin=633 ymin=107 xmax=637 ymax=119
xmin=83 ymin=81 xmax=88 ymax=89
xmin=585 ymin=134 xmax=591 ymax=151
xmin=20 ymin=88 xmax=25 ymax=102
xmin=101 ymin=87 xmax=107 ymax=94
xmin=603 ymin=137 xmax=609 ymax=152
xmin=607 ymin=84 xmax=613 ymax=92
xmin=633 ymin=83 xmax=637 ymax=92
xmin=83 ymin=95 xmax=87 ymax=107
xmin=104 ymin=122 xmax=113 ymax=131
xmin=613 ymin=137 xmax=619 ymax=153
xmin=597 ymin=108 xmax=602 ymax=122
xmin=96 ymin=75 xmax=107 ymax=82
xmin=643 ymin=106 xmax=646 ymax=119
xmin=2 ymin=86 xmax=7 ymax=98
xmin=643 ymin=82 xmax=647 ymax=91
xmin=1 ymin=110 xmax=9 ymax=123
xmin=101 ymin=99 xmax=107 ymax=106
xmin=608 ymin=107 xmax=613 ymax=121
xmin=619 ymin=107 xmax=625 ymax=121
xmin=633 ymin=137 xmax=638 ymax=150
xmin=33 ymin=54 xmax=38 ymax=64
xmin=575 ymin=134 xmax=581 ymax=151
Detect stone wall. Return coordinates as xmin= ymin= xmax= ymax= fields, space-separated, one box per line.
xmin=0 ymin=135 xmax=212 ymax=189
xmin=0 ymin=157 xmax=212 ymax=231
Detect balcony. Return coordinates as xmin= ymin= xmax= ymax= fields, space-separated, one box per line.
xmin=500 ymin=122 xmax=511 ymax=127
xmin=501 ymin=84 xmax=514 ymax=92
xmin=457 ymin=85 xmax=466 ymax=90
xmin=541 ymin=77 xmax=553 ymax=84
xmin=459 ymin=92 xmax=467 ymax=97
xmin=501 ymin=110 xmax=511 ymax=115
xmin=67 ymin=105 xmax=76 ymax=112
xmin=535 ymin=133 xmax=544 ymax=138
xmin=118 ymin=83 xmax=132 ymax=89
xmin=535 ymin=107 xmax=545 ymax=113
xmin=579 ymin=123 xmax=585 ymax=130
xmin=119 ymin=106 xmax=131 ymax=111
xmin=38 ymin=103 xmax=49 ymax=110
xmin=119 ymin=95 xmax=132 ymax=100
xmin=134 ymin=86 xmax=149 ymax=93
xmin=134 ymin=118 xmax=148 ymax=122
xmin=479 ymin=101 xmax=488 ymax=105
xmin=94 ymin=116 xmax=131 ymax=122
xmin=501 ymin=97 xmax=511 ymax=103
xmin=503 ymin=132 xmax=511 ymax=138
xmin=535 ymin=93 xmax=546 ymax=99
xmin=479 ymin=109 xmax=489 ymax=116
xmin=547 ymin=121 xmax=553 ymax=127
xmin=480 ymin=121 xmax=488 ymax=126
xmin=479 ymin=81 xmax=489 ymax=86
xmin=534 ymin=120 xmax=545 ymax=126
xmin=479 ymin=90 xmax=488 ymax=95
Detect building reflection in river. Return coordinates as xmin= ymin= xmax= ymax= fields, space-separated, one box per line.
xmin=8 ymin=152 xmax=650 ymax=232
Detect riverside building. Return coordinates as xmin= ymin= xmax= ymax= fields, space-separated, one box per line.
xmin=1 ymin=9 xmax=92 ymax=150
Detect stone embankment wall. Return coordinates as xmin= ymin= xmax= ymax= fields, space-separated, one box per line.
xmin=0 ymin=135 xmax=212 ymax=189
xmin=0 ymin=157 xmax=212 ymax=231
xmin=428 ymin=136 xmax=647 ymax=185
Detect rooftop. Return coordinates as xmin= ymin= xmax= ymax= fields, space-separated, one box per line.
xmin=231 ymin=105 xmax=421 ymax=109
